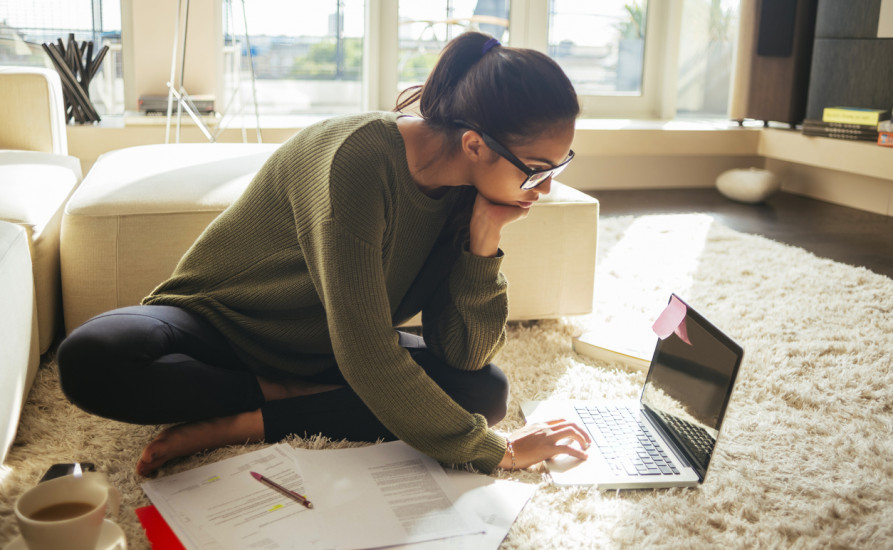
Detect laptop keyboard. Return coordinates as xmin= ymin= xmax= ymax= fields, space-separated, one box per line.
xmin=659 ymin=412 xmax=714 ymax=467
xmin=575 ymin=406 xmax=680 ymax=477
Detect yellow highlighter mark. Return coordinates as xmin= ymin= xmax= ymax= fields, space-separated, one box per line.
xmin=268 ymin=504 xmax=284 ymax=512
xmin=204 ymin=476 xmax=221 ymax=483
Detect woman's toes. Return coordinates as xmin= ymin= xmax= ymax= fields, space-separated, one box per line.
xmin=134 ymin=411 xmax=264 ymax=477
xmin=136 ymin=436 xmax=169 ymax=476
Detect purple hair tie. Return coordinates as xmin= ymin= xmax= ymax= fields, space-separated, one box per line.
xmin=482 ymin=37 xmax=501 ymax=55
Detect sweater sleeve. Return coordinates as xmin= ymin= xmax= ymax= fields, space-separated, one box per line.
xmin=299 ymin=219 xmax=507 ymax=472
xmin=419 ymin=243 xmax=509 ymax=371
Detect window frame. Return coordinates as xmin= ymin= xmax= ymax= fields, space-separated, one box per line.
xmin=116 ymin=0 xmax=685 ymax=119
xmin=366 ymin=0 xmax=684 ymax=118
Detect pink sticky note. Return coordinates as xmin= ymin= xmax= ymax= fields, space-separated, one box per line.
xmin=652 ymin=295 xmax=691 ymax=344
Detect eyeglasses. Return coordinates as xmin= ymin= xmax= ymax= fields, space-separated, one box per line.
xmin=454 ymin=120 xmax=575 ymax=190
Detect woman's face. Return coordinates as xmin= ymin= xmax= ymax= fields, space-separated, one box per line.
xmin=470 ymin=121 xmax=576 ymax=208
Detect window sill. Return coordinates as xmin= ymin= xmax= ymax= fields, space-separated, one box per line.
xmin=67 ymin=116 xmax=890 ymax=182
xmin=92 ymin=112 xmax=761 ymax=130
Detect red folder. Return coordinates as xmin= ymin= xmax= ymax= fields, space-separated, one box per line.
xmin=135 ymin=505 xmax=186 ymax=550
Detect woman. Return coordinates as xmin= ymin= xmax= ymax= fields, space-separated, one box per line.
xmin=57 ymin=32 xmax=591 ymax=477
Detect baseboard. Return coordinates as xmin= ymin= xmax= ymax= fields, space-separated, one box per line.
xmin=768 ymin=158 xmax=893 ymax=216
xmin=563 ymin=155 xmax=764 ymax=190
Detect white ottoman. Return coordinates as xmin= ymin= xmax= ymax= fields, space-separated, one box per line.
xmin=486 ymin=181 xmax=599 ymax=321
xmin=61 ymin=143 xmax=599 ymax=334
xmin=0 ymin=220 xmax=39 ymax=465
xmin=0 ymin=151 xmax=82 ymax=352
xmin=403 ymin=181 xmax=600 ymax=326
xmin=61 ymin=143 xmax=279 ymax=333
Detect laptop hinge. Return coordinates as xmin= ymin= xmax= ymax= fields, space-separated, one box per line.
xmin=642 ymin=406 xmax=706 ymax=482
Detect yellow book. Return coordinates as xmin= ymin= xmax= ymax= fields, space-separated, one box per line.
xmin=822 ymin=107 xmax=891 ymax=126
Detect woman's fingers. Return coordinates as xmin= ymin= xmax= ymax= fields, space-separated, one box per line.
xmin=518 ymin=420 xmax=590 ymax=448
xmin=557 ymin=441 xmax=589 ymax=461
xmin=538 ymin=420 xmax=591 ymax=447
xmin=545 ymin=425 xmax=590 ymax=449
xmin=504 ymin=419 xmax=593 ymax=469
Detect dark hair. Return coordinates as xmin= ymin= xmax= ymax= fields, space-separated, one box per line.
xmin=395 ymin=31 xmax=580 ymax=147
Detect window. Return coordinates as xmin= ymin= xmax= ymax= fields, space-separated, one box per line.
xmin=675 ymin=0 xmax=740 ymax=118
xmin=545 ymin=0 xmax=672 ymax=118
xmin=392 ymin=0 xmax=691 ymax=119
xmin=397 ymin=0 xmax=509 ymax=90
xmin=0 ymin=0 xmax=124 ymax=115
xmin=230 ymin=0 xmax=365 ymax=116
xmin=544 ymin=0 xmax=740 ymax=118
xmin=548 ymin=0 xmax=648 ymax=96
xmin=2 ymin=0 xmax=741 ymax=122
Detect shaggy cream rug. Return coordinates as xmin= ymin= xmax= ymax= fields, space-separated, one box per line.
xmin=2 ymin=213 xmax=892 ymax=549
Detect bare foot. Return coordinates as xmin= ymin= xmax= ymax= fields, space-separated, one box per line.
xmin=137 ymin=409 xmax=264 ymax=477
xmin=256 ymin=376 xmax=343 ymax=402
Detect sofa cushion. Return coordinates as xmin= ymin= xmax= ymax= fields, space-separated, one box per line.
xmin=0 ymin=151 xmax=81 ymax=233
xmin=65 ymin=143 xmax=279 ymax=216
xmin=0 ymin=67 xmax=68 ymax=154
xmin=0 ymin=150 xmax=82 ymax=352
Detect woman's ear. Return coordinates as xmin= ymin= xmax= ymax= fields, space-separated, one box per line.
xmin=460 ymin=130 xmax=487 ymax=163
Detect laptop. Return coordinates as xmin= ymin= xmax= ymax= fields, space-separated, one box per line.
xmin=521 ymin=294 xmax=744 ymax=489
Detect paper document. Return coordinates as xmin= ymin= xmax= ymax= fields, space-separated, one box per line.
xmin=294 ymin=441 xmax=484 ymax=549
xmin=382 ymin=469 xmax=537 ymax=550
xmin=142 ymin=444 xmax=321 ymax=550
xmin=142 ymin=442 xmax=488 ymax=550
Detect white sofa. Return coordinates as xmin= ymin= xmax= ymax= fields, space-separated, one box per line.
xmin=0 ymin=67 xmax=83 ymax=465
xmin=60 ymin=143 xmax=600 ymax=335
xmin=0 ymin=221 xmax=39 ymax=466
xmin=0 ymin=67 xmax=84 ymax=352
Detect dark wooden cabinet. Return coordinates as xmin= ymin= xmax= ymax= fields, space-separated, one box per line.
xmin=804 ymin=0 xmax=893 ymax=121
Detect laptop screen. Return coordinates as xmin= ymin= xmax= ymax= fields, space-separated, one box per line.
xmin=640 ymin=295 xmax=743 ymax=479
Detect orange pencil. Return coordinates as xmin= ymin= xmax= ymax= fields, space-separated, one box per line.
xmin=250 ymin=471 xmax=314 ymax=509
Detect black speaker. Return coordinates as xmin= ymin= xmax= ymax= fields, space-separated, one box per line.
xmin=744 ymin=0 xmax=819 ymax=126
xmin=756 ymin=0 xmax=798 ymax=56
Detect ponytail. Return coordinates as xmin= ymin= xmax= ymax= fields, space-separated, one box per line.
xmin=394 ymin=33 xmax=494 ymax=123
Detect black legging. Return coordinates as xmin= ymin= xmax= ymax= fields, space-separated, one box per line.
xmin=56 ymin=305 xmax=509 ymax=442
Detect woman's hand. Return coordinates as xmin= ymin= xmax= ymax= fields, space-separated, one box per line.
xmin=468 ymin=193 xmax=530 ymax=257
xmin=498 ymin=419 xmax=591 ymax=471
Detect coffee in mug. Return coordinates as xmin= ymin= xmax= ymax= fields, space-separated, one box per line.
xmin=14 ymin=472 xmax=120 ymax=550
xmin=28 ymin=501 xmax=98 ymax=521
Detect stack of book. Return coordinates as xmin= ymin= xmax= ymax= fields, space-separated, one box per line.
xmin=801 ymin=106 xmax=891 ymax=143
xmin=879 ymin=120 xmax=893 ymax=148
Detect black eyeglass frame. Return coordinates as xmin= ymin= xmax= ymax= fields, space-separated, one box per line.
xmin=454 ymin=120 xmax=575 ymax=190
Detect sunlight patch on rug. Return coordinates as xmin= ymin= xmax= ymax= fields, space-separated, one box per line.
xmin=564 ymin=213 xmax=715 ymax=366
xmin=599 ymin=213 xmax=713 ymax=297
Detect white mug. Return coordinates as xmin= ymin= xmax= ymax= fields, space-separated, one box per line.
xmin=14 ymin=472 xmax=120 ymax=550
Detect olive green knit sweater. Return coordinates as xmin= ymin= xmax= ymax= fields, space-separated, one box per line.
xmin=143 ymin=112 xmax=509 ymax=472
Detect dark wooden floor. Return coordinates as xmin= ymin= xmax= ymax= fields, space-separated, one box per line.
xmin=588 ymin=188 xmax=893 ymax=279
